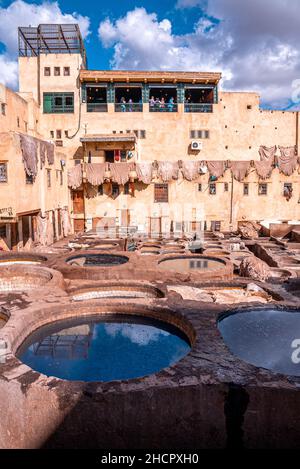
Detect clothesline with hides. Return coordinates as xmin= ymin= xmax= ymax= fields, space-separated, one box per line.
xmin=19 ymin=133 xmax=55 ymax=179
xmin=67 ymin=145 xmax=300 ymax=188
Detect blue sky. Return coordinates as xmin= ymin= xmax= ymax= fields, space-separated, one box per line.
xmin=0 ymin=0 xmax=300 ymax=110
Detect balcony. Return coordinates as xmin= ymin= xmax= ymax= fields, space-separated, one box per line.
xmin=184 ymin=103 xmax=213 ymax=113
xmin=87 ymin=103 xmax=108 ymax=112
xmin=115 ymin=103 xmax=143 ymax=112
xmin=149 ymin=103 xmax=178 ymax=113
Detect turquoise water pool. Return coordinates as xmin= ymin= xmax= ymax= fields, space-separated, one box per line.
xmin=18 ymin=315 xmax=191 ymax=382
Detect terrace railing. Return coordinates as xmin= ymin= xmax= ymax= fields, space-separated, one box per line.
xmin=115 ymin=103 xmax=143 ymax=112
xmin=87 ymin=103 xmax=108 ymax=112
xmin=184 ymin=103 xmax=213 ymax=113
xmin=149 ymin=103 xmax=178 ymax=112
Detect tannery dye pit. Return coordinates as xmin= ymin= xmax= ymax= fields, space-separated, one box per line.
xmin=218 ymin=307 xmax=300 ymax=376
xmin=17 ymin=314 xmax=191 ymax=382
xmin=66 ymin=254 xmax=129 ymax=267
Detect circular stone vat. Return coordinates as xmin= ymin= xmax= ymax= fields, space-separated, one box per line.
xmin=17 ymin=314 xmax=191 ymax=382
xmin=0 ymin=265 xmax=53 ymax=292
xmin=205 ymin=244 xmax=223 ymax=249
xmin=218 ymin=308 xmax=300 ymax=376
xmin=66 ymin=253 xmax=129 ymax=267
xmin=140 ymin=243 xmax=161 ymax=249
xmin=162 ymin=244 xmax=185 ymax=250
xmin=140 ymin=249 xmax=160 ymax=256
xmin=0 ymin=253 xmax=47 ymax=266
xmin=72 ymin=284 xmax=164 ymax=301
xmin=0 ymin=310 xmax=8 ymax=329
xmin=158 ymin=256 xmax=225 ymax=272
xmin=204 ymin=250 xmax=230 ymax=257
xmin=90 ymin=243 xmax=119 ymax=250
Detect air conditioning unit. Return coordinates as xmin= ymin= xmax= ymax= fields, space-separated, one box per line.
xmin=191 ymin=141 xmax=203 ymax=151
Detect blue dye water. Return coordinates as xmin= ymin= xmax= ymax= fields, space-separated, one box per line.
xmin=18 ymin=315 xmax=191 ymax=382
xmin=219 ymin=308 xmax=300 ymax=376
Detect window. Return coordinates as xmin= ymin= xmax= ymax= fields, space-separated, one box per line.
xmin=124 ymin=182 xmax=130 ymax=195
xmin=54 ymin=67 xmax=60 ymax=76
xmin=243 ymin=183 xmax=249 ymax=196
xmin=24 ymin=122 xmax=28 ymax=132
xmin=190 ymin=130 xmax=210 ymax=139
xmin=1 ymin=103 xmax=5 ymax=115
xmin=154 ymin=183 xmax=168 ymax=203
xmin=0 ymin=163 xmax=7 ymax=182
xmin=112 ymin=183 xmax=119 ymax=197
xmin=198 ymin=183 xmax=202 ymax=192
xmin=74 ymin=159 xmax=81 ymax=165
xmin=43 ymin=93 xmax=74 ymax=113
xmin=56 ymin=130 xmax=62 ymax=139
xmin=63 ymin=67 xmax=70 ymax=76
xmin=0 ymin=225 xmax=6 ymax=238
xmin=185 ymin=87 xmax=215 ymax=113
xmin=209 ymin=183 xmax=216 ymax=195
xmin=60 ymin=171 xmax=63 ymax=186
xmin=258 ymin=183 xmax=267 ymax=196
xmin=284 ymin=183 xmax=293 ymax=193
xmin=17 ymin=117 xmax=20 ymax=127
xmin=224 ymin=183 xmax=229 ymax=192
xmin=211 ymin=221 xmax=221 ymax=232
xmin=283 ymin=183 xmax=293 ymax=200
xmin=26 ymin=173 xmax=34 ymax=184
xmin=149 ymin=86 xmax=177 ymax=112
xmin=98 ymin=184 xmax=103 ymax=195
xmin=55 ymin=140 xmax=63 ymax=147
xmin=115 ymin=86 xmax=143 ymax=112
xmin=86 ymin=85 xmax=108 ymax=112
xmin=47 ymin=169 xmax=51 ymax=188
xmin=64 ymin=130 xmax=68 ymax=138
xmin=50 ymin=131 xmax=54 ymax=138
xmin=44 ymin=67 xmax=51 ymax=76
xmin=121 ymin=150 xmax=127 ymax=162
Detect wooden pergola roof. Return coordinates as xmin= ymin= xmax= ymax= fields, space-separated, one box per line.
xmin=80 ymin=133 xmax=136 ymax=143
xmin=80 ymin=70 xmax=221 ymax=84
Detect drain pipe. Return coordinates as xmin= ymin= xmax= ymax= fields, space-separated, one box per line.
xmin=296 ymin=111 xmax=299 ymax=156
xmin=230 ymin=172 xmax=234 ymax=229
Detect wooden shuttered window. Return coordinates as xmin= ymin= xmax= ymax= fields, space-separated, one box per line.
xmin=154 ymin=183 xmax=168 ymax=203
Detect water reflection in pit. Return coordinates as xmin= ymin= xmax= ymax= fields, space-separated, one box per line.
xmin=219 ymin=308 xmax=300 ymax=376
xmin=18 ymin=315 xmax=191 ymax=382
xmin=158 ymin=256 xmax=224 ymax=272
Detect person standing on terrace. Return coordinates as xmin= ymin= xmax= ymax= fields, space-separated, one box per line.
xmin=149 ymin=96 xmax=155 ymax=109
xmin=120 ymin=97 xmax=126 ymax=112
xmin=168 ymin=96 xmax=174 ymax=112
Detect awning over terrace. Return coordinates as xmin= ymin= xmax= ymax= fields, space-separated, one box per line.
xmin=80 ymin=133 xmax=136 ymax=144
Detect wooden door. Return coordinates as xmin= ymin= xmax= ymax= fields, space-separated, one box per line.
xmin=72 ymin=190 xmax=84 ymax=214
xmin=120 ymin=209 xmax=130 ymax=227
xmin=149 ymin=217 xmax=161 ymax=237
xmin=74 ymin=219 xmax=85 ymax=233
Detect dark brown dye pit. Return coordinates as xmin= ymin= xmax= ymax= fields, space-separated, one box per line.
xmin=66 ymin=254 xmax=129 ymax=267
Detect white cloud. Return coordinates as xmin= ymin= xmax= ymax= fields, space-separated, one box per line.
xmin=104 ymin=323 xmax=169 ymax=346
xmin=0 ymin=55 xmax=18 ymax=88
xmin=0 ymin=0 xmax=90 ymax=89
xmin=98 ymin=3 xmax=300 ymax=108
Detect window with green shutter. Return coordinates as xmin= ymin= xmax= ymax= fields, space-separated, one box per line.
xmin=43 ymin=93 xmax=74 ymax=113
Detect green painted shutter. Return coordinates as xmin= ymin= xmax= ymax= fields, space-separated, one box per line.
xmin=177 ymin=83 xmax=185 ymax=103
xmin=43 ymin=94 xmax=52 ymax=113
